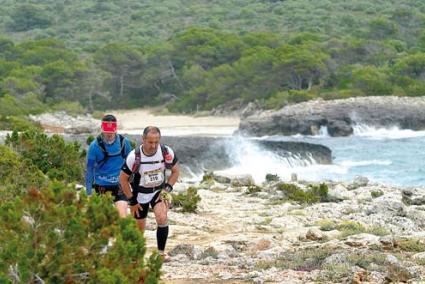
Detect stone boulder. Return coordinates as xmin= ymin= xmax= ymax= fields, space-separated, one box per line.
xmin=402 ymin=188 xmax=425 ymax=206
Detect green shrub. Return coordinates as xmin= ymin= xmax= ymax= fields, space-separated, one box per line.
xmin=201 ymin=171 xmax=214 ymax=183
xmin=320 ymin=252 xmax=387 ymax=281
xmin=337 ymin=221 xmax=366 ymax=238
xmin=0 ymin=94 xmax=47 ymax=117
xmin=0 ymin=95 xmax=26 ymax=116
xmin=247 ymin=185 xmax=262 ymax=194
xmin=265 ymin=173 xmax=280 ymax=182
xmin=316 ymin=219 xmax=337 ymax=231
xmin=0 ymin=145 xmax=46 ymax=199
xmin=334 ymin=221 xmax=389 ymax=238
xmin=0 ymin=181 xmax=161 ymax=283
xmin=397 ymin=238 xmax=425 ymax=252
xmin=263 ymin=91 xmax=289 ymax=109
xmin=255 ymin=247 xmax=334 ymax=271
xmin=308 ymin=183 xmax=329 ymax=202
xmin=50 ymin=101 xmax=86 ymax=116
xmin=171 ymin=186 xmax=201 ymax=213
xmin=371 ymin=189 xmax=384 ymax=198
xmin=320 ymin=263 xmax=351 ymax=282
xmin=201 ymin=247 xmax=219 ymax=259
xmin=5 ymin=130 xmax=85 ymax=183
xmin=276 ymin=182 xmax=329 ymax=204
xmin=367 ymin=225 xmax=389 ymax=236
xmin=86 ymin=134 xmax=95 ymax=145
xmin=346 ymin=252 xmax=387 ymax=270
xmin=0 ymin=115 xmax=42 ymax=132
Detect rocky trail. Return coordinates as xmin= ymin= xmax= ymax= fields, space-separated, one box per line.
xmin=141 ymin=176 xmax=425 ymax=283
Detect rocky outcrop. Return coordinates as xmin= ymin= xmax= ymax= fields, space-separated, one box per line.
xmin=29 ymin=111 xmax=98 ymax=134
xmin=127 ymin=136 xmax=332 ymax=175
xmin=239 ymin=96 xmax=425 ymax=137
xmin=67 ymin=134 xmax=331 ymax=177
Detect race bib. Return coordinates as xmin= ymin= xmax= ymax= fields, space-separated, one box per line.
xmin=142 ymin=169 xmax=164 ymax=187
xmin=137 ymin=191 xmax=160 ymax=204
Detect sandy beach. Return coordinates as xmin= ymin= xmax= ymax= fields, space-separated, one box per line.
xmin=113 ymin=109 xmax=240 ymax=136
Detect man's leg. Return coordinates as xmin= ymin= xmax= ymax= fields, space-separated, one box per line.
xmin=114 ymin=200 xmax=128 ymax=218
xmin=136 ymin=218 xmax=147 ymax=232
xmin=153 ymin=200 xmax=169 ymax=257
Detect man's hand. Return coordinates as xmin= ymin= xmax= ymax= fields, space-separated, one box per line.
xmin=130 ymin=203 xmax=142 ymax=218
xmin=160 ymin=191 xmax=173 ymax=209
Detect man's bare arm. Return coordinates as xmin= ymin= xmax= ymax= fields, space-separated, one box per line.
xmin=167 ymin=163 xmax=180 ymax=186
xmin=119 ymin=171 xmax=132 ymax=199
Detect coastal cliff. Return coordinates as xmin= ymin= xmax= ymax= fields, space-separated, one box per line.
xmin=239 ymin=96 xmax=425 ymax=137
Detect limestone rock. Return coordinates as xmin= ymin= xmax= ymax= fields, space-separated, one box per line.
xmin=29 ymin=111 xmax=98 ymax=134
xmin=348 ymin=176 xmax=369 ymax=190
xmin=239 ymin=96 xmax=425 ymax=137
xmin=402 ymin=188 xmax=425 ymax=206
xmin=344 ymin=233 xmax=381 ymax=248
xmin=305 ymin=228 xmax=326 ymax=241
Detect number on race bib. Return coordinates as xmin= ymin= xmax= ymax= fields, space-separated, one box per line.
xmin=142 ymin=169 xmax=164 ymax=187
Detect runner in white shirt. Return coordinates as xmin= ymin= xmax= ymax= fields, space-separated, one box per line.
xmin=120 ymin=126 xmax=179 ymax=262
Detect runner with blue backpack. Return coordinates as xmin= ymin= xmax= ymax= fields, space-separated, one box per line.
xmin=85 ymin=114 xmax=132 ymax=218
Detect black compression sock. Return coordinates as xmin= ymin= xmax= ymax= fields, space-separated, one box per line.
xmin=157 ymin=225 xmax=169 ymax=251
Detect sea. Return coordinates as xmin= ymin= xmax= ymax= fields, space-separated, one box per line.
xmin=156 ymin=124 xmax=425 ymax=187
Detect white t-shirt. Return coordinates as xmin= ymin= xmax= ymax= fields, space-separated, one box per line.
xmin=125 ymin=145 xmax=176 ymax=188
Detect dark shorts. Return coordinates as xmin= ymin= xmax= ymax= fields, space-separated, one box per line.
xmin=94 ymin=184 xmax=128 ymax=203
xmin=133 ymin=191 xmax=163 ymax=220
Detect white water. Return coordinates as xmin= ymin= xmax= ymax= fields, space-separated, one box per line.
xmin=214 ymin=125 xmax=425 ymax=186
xmin=352 ymin=124 xmax=425 ymax=139
xmin=219 ymin=137 xmax=321 ymax=183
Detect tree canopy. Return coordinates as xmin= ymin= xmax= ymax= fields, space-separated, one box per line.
xmin=0 ymin=0 xmax=425 ymax=113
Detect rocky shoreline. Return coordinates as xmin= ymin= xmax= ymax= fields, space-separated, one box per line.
xmin=239 ymin=96 xmax=425 ymax=137
xmin=150 ymin=174 xmax=425 ymax=283
xmin=5 ymin=107 xmax=425 ymax=283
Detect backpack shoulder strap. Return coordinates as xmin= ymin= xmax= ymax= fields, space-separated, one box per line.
xmin=161 ymin=144 xmax=173 ymax=169
xmin=96 ymin=135 xmax=109 ymax=167
xmin=132 ymin=145 xmax=142 ymax=173
xmin=129 ymin=145 xmax=141 ymax=183
xmin=96 ymin=135 xmax=107 ymax=154
xmin=118 ymin=134 xmax=126 ymax=158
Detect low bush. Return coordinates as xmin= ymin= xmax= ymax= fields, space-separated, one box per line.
xmin=50 ymin=101 xmax=86 ymax=116
xmin=336 ymin=221 xmax=389 ymax=238
xmin=265 ymin=173 xmax=280 ymax=182
xmin=276 ymin=183 xmax=329 ymax=204
xmin=397 ymin=238 xmax=425 ymax=252
xmin=371 ymin=189 xmax=384 ymax=198
xmin=316 ymin=219 xmax=337 ymax=231
xmin=172 ymin=186 xmax=201 ymax=213
xmin=255 ymin=247 xmax=334 ymax=271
